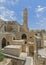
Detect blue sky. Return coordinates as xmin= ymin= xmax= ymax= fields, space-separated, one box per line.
xmin=0 ymin=0 xmax=46 ymax=30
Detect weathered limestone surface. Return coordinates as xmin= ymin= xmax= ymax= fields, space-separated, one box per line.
xmin=2 ymin=45 xmax=22 ymax=56
xmin=0 ymin=58 xmax=12 ymax=65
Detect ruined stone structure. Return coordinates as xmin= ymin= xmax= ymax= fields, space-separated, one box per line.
xmin=34 ymin=34 xmax=46 ymax=65
xmin=0 ymin=8 xmax=34 ymax=49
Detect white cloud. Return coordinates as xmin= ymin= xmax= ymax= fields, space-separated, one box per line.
xmin=0 ymin=0 xmax=5 ymax=2
xmin=36 ymin=5 xmax=46 ymax=19
xmin=36 ymin=5 xmax=46 ymax=12
xmin=0 ymin=0 xmax=19 ymax=5
xmin=16 ymin=0 xmax=19 ymax=2
xmin=7 ymin=0 xmax=19 ymax=5
xmin=0 ymin=6 xmax=16 ymax=21
xmin=0 ymin=6 xmax=5 ymax=10
xmin=36 ymin=17 xmax=46 ymax=29
xmin=0 ymin=0 xmax=19 ymax=21
xmin=35 ymin=5 xmax=46 ymax=29
xmin=0 ymin=15 xmax=8 ymax=21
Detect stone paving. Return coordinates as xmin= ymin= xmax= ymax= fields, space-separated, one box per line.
xmin=0 ymin=58 xmax=12 ymax=65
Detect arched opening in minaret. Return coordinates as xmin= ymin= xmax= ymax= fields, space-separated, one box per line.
xmin=22 ymin=34 xmax=27 ymax=39
xmin=2 ymin=38 xmax=6 ymax=48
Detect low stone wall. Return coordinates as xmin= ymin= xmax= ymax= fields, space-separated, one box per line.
xmin=12 ymin=40 xmax=26 ymax=52
xmin=2 ymin=45 xmax=22 ymax=56
xmin=12 ymin=40 xmax=25 ymax=45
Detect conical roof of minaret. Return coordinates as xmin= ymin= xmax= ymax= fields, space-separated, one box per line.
xmin=24 ymin=8 xmax=27 ymax=11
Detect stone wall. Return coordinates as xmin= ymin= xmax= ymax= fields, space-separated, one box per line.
xmin=0 ymin=32 xmax=13 ymax=49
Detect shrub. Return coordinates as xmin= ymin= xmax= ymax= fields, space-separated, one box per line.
xmin=0 ymin=52 xmax=4 ymax=62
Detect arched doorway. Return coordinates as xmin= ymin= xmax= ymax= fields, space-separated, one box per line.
xmin=22 ymin=34 xmax=27 ymax=39
xmin=2 ymin=38 xmax=6 ymax=48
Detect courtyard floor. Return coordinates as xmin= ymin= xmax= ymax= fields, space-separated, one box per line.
xmin=0 ymin=58 xmax=11 ymax=65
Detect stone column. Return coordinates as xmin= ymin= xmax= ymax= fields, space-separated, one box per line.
xmin=34 ymin=35 xmax=39 ymax=65
xmin=26 ymin=44 xmax=29 ymax=55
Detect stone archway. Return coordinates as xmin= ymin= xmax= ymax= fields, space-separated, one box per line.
xmin=22 ymin=34 xmax=27 ymax=39
xmin=2 ymin=38 xmax=6 ymax=48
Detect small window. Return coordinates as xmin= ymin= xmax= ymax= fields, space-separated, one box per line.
xmin=25 ymin=41 xmax=27 ymax=44
xmin=4 ymin=26 xmax=6 ymax=31
xmin=30 ymin=37 xmax=32 ymax=38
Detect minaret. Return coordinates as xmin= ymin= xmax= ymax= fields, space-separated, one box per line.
xmin=23 ymin=8 xmax=28 ymax=31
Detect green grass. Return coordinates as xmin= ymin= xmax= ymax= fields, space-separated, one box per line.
xmin=0 ymin=50 xmax=4 ymax=62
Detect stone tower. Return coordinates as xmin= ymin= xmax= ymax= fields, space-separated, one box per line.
xmin=23 ymin=8 xmax=28 ymax=31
